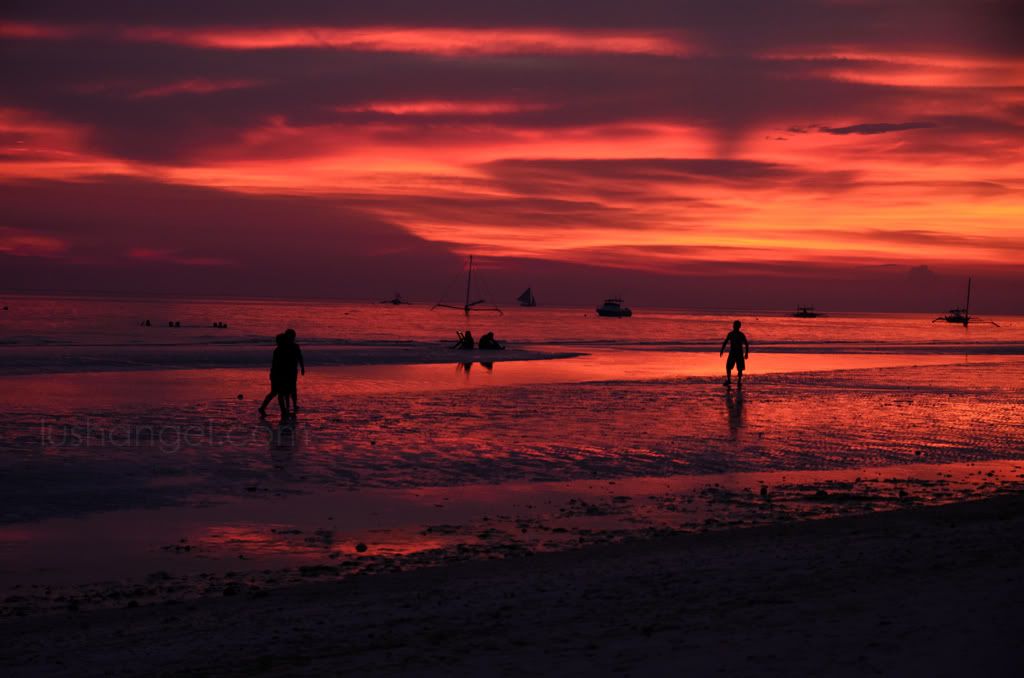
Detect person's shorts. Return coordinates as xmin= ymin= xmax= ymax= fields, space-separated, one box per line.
xmin=271 ymin=375 xmax=296 ymax=394
xmin=727 ymin=353 xmax=745 ymax=371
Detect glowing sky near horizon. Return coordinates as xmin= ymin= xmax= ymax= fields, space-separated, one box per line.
xmin=0 ymin=1 xmax=1022 ymax=306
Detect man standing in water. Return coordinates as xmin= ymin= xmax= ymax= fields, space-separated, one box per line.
xmin=719 ymin=320 xmax=749 ymax=387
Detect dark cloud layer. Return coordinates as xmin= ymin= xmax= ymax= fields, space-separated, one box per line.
xmin=820 ymin=122 xmax=938 ymax=135
xmin=0 ymin=178 xmax=459 ymax=297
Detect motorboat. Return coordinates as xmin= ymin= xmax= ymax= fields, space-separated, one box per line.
xmin=596 ymin=298 xmax=632 ymax=317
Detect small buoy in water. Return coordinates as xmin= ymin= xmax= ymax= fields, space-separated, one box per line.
xmin=355 ymin=542 xmax=368 ymax=553
xmin=237 ymin=394 xmax=244 ymax=400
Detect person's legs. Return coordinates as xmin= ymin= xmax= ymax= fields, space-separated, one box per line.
xmin=259 ymin=389 xmax=276 ymax=416
xmin=736 ymin=355 xmax=746 ymax=385
xmin=725 ymin=355 xmax=735 ymax=385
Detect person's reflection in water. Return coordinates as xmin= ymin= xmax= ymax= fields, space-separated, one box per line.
xmin=725 ymin=388 xmax=745 ymax=440
xmin=457 ymin=361 xmax=473 ymax=376
xmin=480 ymin=362 xmax=494 ymax=371
xmin=261 ymin=417 xmax=299 ymax=469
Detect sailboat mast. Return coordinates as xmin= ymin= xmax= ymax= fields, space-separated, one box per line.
xmin=464 ymin=255 xmax=473 ymax=314
xmin=965 ymin=277 xmax=972 ymax=322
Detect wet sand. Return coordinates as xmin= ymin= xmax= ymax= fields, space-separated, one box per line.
xmin=2 ymin=492 xmax=1022 ymax=677
xmin=2 ymin=350 xmax=1023 ymax=674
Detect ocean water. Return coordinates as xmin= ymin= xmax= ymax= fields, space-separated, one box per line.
xmin=2 ymin=295 xmax=1024 ymax=596
xmin=1 ymin=294 xmax=1019 ymax=351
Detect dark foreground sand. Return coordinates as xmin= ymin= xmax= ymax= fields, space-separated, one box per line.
xmin=3 ymin=494 xmax=1023 ymax=677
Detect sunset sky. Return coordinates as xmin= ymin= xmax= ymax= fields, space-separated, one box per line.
xmin=2 ymin=1 xmax=1022 ymax=310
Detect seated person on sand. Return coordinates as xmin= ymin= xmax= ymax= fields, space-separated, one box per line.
xmin=452 ymin=330 xmax=475 ymax=350
xmin=478 ymin=331 xmax=505 ymax=350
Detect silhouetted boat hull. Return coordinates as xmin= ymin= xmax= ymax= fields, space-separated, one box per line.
xmin=793 ymin=306 xmax=822 ymax=318
xmin=596 ymin=298 xmax=632 ymax=317
xmin=937 ymin=310 xmax=968 ymax=325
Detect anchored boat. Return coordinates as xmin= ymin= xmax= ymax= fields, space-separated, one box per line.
xmin=933 ymin=277 xmax=998 ymax=327
xmin=517 ymin=287 xmax=537 ymax=307
xmin=596 ymin=298 xmax=632 ymax=317
xmin=793 ymin=306 xmax=823 ymax=318
xmin=431 ymin=255 xmax=503 ymax=316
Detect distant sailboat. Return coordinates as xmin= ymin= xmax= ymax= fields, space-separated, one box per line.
xmin=432 ymin=255 xmax=504 ymax=316
xmin=932 ymin=277 xmax=998 ymax=327
xmin=517 ymin=287 xmax=537 ymax=307
xmin=381 ymin=292 xmax=410 ymax=305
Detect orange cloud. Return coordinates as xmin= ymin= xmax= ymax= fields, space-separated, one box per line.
xmin=335 ymin=100 xmax=550 ymax=116
xmin=0 ymin=227 xmax=68 ymax=257
xmin=0 ymin=21 xmax=691 ymax=56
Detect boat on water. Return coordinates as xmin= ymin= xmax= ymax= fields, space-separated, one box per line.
xmin=517 ymin=287 xmax=537 ymax=307
xmin=596 ymin=298 xmax=632 ymax=317
xmin=933 ymin=277 xmax=998 ymax=327
xmin=431 ymin=255 xmax=504 ymax=316
xmin=381 ymin=293 xmax=410 ymax=305
xmin=793 ymin=306 xmax=823 ymax=318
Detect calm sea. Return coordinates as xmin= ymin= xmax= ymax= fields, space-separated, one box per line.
xmin=1 ymin=294 xmax=1019 ymax=352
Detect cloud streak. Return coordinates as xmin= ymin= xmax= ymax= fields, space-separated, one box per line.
xmin=818 ymin=122 xmax=937 ymax=135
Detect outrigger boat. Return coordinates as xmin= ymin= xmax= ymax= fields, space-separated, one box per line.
xmin=432 ymin=255 xmax=503 ymax=316
xmin=380 ymin=293 xmax=410 ymax=305
xmin=596 ymin=298 xmax=632 ymax=317
xmin=932 ymin=277 xmax=999 ymax=327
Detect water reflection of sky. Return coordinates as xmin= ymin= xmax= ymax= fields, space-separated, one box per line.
xmin=5 ymin=350 xmax=1019 ymax=409
xmin=2 ymin=460 xmax=1022 ymax=593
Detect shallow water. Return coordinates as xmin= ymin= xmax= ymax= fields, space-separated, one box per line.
xmin=1 ymin=296 xmax=1023 ymax=609
xmin=3 ymin=459 xmax=1023 ymax=606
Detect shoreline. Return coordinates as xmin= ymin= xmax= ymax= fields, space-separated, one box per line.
xmin=3 ymin=492 xmax=1022 ymax=676
xmin=0 ymin=343 xmax=584 ymax=376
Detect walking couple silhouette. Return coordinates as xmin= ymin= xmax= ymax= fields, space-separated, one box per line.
xmin=259 ymin=328 xmax=305 ymax=421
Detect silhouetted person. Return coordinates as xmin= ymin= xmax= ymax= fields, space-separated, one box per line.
xmin=259 ymin=334 xmax=291 ymax=419
xmin=281 ymin=329 xmax=305 ymax=411
xmin=453 ymin=330 xmax=475 ymax=350
xmin=478 ymin=331 xmax=504 ymax=350
xmin=719 ymin=320 xmax=749 ymax=387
